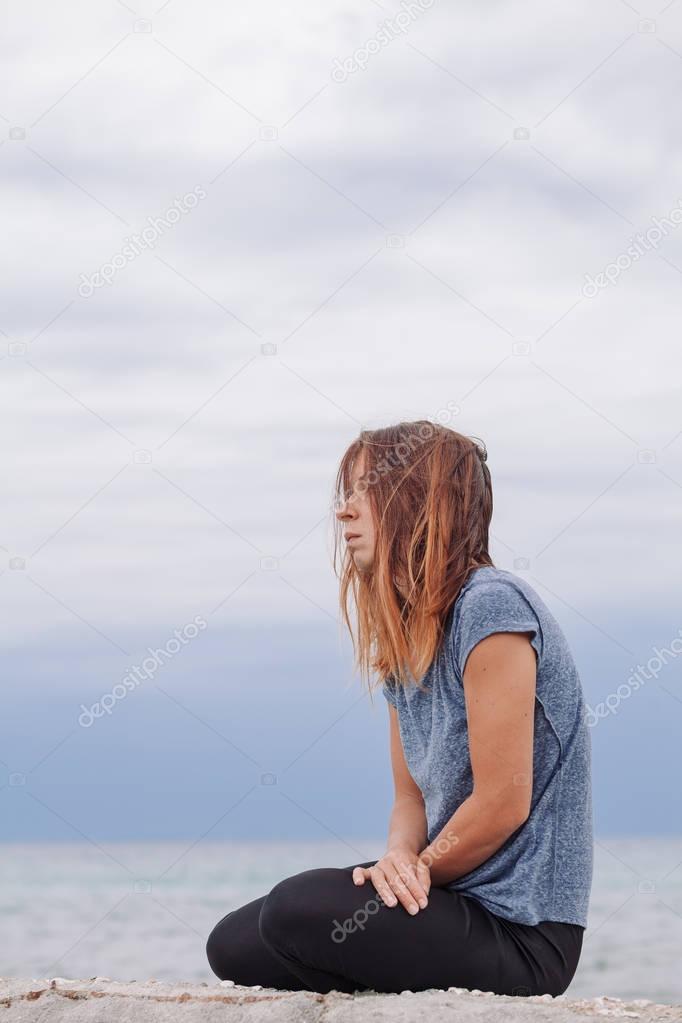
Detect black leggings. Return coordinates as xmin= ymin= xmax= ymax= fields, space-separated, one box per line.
xmin=206 ymin=860 xmax=584 ymax=996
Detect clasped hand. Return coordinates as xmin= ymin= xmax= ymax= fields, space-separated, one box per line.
xmin=352 ymin=847 xmax=431 ymax=915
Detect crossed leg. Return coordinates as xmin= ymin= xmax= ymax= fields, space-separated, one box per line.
xmin=205 ymin=861 xmax=540 ymax=996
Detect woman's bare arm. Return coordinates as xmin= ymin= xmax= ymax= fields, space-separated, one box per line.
xmin=352 ymin=703 xmax=430 ymax=913
xmin=386 ymin=704 xmax=428 ymax=854
xmin=420 ymin=631 xmax=536 ymax=886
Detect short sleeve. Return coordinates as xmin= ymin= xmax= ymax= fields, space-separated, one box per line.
xmin=382 ymin=677 xmax=397 ymax=706
xmin=451 ymin=579 xmax=543 ymax=681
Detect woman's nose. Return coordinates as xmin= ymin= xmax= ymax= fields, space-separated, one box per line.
xmin=335 ymin=499 xmax=355 ymax=520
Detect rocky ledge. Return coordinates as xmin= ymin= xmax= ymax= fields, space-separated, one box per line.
xmin=1 ymin=978 xmax=680 ymax=1023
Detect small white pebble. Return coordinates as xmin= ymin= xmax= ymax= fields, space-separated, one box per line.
xmin=250 ymin=984 xmax=263 ymax=991
xmin=219 ymin=980 xmax=235 ymax=988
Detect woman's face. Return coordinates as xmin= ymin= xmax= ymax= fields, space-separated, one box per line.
xmin=335 ymin=451 xmax=376 ymax=572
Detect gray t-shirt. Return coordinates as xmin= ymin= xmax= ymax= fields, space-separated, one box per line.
xmin=382 ymin=565 xmax=593 ymax=927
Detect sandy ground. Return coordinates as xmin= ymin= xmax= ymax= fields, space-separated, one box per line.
xmin=1 ymin=978 xmax=681 ymax=1023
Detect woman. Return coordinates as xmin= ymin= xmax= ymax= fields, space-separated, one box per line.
xmin=206 ymin=421 xmax=593 ymax=997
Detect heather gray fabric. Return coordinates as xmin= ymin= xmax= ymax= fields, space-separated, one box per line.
xmin=382 ymin=566 xmax=593 ymax=927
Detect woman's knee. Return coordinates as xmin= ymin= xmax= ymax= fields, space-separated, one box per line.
xmin=206 ymin=906 xmax=266 ymax=985
xmin=259 ymin=867 xmax=349 ymax=952
xmin=206 ymin=911 xmax=235 ymax=980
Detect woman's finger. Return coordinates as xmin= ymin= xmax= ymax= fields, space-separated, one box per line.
xmin=368 ymin=866 xmax=398 ymax=907
xmin=395 ymin=861 xmax=429 ymax=909
xmin=352 ymin=866 xmax=369 ymax=885
xmin=386 ymin=863 xmax=421 ymax=914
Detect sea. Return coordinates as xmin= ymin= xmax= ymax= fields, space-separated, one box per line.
xmin=1 ymin=837 xmax=681 ymax=1005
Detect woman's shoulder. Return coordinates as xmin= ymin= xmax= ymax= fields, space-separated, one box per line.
xmin=447 ymin=565 xmax=548 ymax=667
xmin=454 ymin=565 xmax=543 ymax=615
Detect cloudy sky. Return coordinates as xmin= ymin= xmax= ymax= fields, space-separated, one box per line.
xmin=1 ymin=0 xmax=682 ymax=856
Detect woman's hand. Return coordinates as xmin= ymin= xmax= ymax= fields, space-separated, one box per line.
xmin=352 ymin=847 xmax=431 ymax=914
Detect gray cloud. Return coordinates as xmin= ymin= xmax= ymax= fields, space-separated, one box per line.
xmin=0 ymin=0 xmax=680 ymax=662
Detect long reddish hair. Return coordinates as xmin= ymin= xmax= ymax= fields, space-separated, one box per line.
xmin=333 ymin=421 xmax=493 ymax=692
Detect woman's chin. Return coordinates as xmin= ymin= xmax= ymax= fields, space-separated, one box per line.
xmin=352 ymin=551 xmax=373 ymax=573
